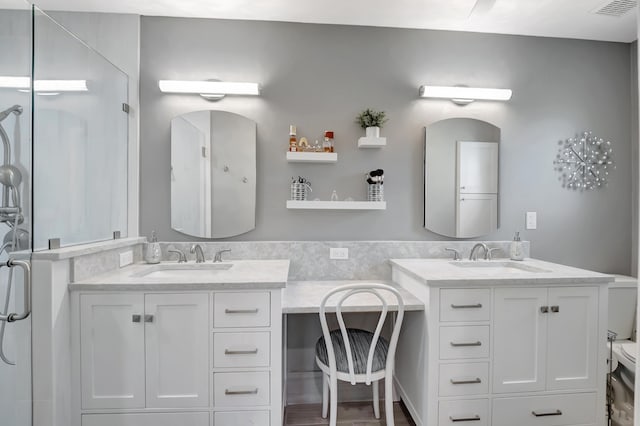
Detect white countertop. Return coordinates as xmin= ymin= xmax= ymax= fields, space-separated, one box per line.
xmin=69 ymin=259 xmax=290 ymax=291
xmin=282 ymin=280 xmax=425 ymax=314
xmin=389 ymin=258 xmax=614 ymax=286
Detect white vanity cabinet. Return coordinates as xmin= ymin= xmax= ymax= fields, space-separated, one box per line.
xmin=390 ymin=259 xmax=609 ymax=426
xmin=72 ymin=288 xmax=282 ymax=426
xmin=80 ymin=293 xmax=209 ymax=410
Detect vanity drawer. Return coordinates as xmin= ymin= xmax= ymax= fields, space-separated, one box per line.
xmin=214 ymin=371 xmax=270 ymax=407
xmin=438 ymin=399 xmax=489 ymax=426
xmin=439 ymin=362 xmax=489 ymax=396
xmin=214 ymin=411 xmax=270 ymax=426
xmin=492 ymin=393 xmax=597 ymax=426
xmin=214 ymin=292 xmax=270 ymax=328
xmin=440 ymin=326 xmax=490 ymax=359
xmin=213 ymin=332 xmax=270 ymax=368
xmin=440 ymin=289 xmax=491 ymax=322
xmin=82 ymin=412 xmax=209 ymax=426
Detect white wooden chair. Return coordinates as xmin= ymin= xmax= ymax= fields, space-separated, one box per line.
xmin=314 ymin=283 xmax=405 ymax=426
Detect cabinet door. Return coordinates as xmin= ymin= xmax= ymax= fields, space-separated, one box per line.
xmin=80 ymin=294 xmax=145 ymax=409
xmin=546 ymin=286 xmax=598 ymax=390
xmin=493 ymin=287 xmax=547 ymax=393
xmin=145 ymin=293 xmax=209 ymax=408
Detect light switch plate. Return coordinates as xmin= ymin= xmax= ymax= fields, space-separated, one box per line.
xmin=119 ymin=250 xmax=134 ymax=267
xmin=526 ymin=212 xmax=537 ymax=230
xmin=330 ymin=247 xmax=349 ymax=260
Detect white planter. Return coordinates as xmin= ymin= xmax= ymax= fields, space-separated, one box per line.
xmin=365 ymin=126 xmax=380 ymax=138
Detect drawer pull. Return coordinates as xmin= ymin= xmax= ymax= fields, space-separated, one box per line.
xmin=450 ymin=341 xmax=482 ymax=347
xmin=132 ymin=314 xmax=141 ymax=323
xmin=451 ymin=303 xmax=483 ymax=309
xmin=225 ymin=387 xmax=259 ymax=395
xmin=225 ymin=348 xmax=259 ymax=355
xmin=532 ymin=409 xmax=562 ymax=417
xmin=225 ymin=308 xmax=259 ymax=314
xmin=540 ymin=306 xmax=549 ymax=313
xmin=144 ymin=314 xmax=154 ymax=323
xmin=450 ymin=415 xmax=481 ymax=422
xmin=450 ymin=377 xmax=482 ymax=385
xmin=550 ymin=305 xmax=560 ymax=313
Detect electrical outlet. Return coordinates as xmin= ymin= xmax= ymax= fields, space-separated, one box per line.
xmin=526 ymin=212 xmax=537 ymax=230
xmin=119 ymin=250 xmax=134 ymax=267
xmin=329 ymin=247 xmax=349 ymax=260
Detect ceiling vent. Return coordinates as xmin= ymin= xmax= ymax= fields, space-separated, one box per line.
xmin=593 ymin=0 xmax=637 ymax=17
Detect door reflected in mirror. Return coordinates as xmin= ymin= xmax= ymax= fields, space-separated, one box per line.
xmin=171 ymin=110 xmax=256 ymax=238
xmin=424 ymin=118 xmax=500 ymax=238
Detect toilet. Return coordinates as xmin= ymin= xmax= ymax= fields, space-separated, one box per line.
xmin=608 ymin=275 xmax=638 ymax=426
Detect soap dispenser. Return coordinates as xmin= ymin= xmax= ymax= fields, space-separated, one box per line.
xmin=144 ymin=231 xmax=161 ymax=264
xmin=510 ymin=232 xmax=524 ymax=261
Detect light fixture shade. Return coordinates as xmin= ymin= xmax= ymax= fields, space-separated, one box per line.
xmin=158 ymin=80 xmax=260 ymax=96
xmin=419 ymin=85 xmax=512 ymax=102
xmin=0 ymin=76 xmax=88 ymax=92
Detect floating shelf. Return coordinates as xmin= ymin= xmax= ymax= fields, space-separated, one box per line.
xmin=358 ymin=137 xmax=387 ymax=148
xmin=286 ymin=200 xmax=386 ymax=210
xmin=286 ymin=151 xmax=337 ymax=163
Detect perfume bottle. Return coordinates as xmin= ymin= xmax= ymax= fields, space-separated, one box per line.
xmin=289 ymin=125 xmax=298 ymax=152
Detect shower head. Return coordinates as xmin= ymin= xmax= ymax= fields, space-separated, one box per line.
xmin=0 ymin=105 xmax=22 ymax=122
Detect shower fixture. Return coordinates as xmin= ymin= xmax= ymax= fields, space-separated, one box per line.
xmin=0 ymin=105 xmax=23 ymax=225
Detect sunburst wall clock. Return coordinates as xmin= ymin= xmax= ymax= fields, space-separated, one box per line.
xmin=554 ymin=131 xmax=614 ymax=191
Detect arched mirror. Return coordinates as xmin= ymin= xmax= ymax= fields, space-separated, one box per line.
xmin=171 ymin=110 xmax=256 ymax=238
xmin=424 ymin=118 xmax=500 ymax=238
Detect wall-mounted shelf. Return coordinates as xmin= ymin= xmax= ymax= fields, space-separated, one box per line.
xmin=286 ymin=152 xmax=337 ymax=163
xmin=358 ymin=137 xmax=386 ymax=148
xmin=286 ymin=200 xmax=386 ymax=210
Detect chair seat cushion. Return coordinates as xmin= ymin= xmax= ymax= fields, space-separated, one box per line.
xmin=315 ymin=328 xmax=389 ymax=374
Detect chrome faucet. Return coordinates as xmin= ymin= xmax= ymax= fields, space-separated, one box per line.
xmin=190 ymin=244 xmax=205 ymax=263
xmin=213 ymin=249 xmax=231 ymax=263
xmin=168 ymin=248 xmax=187 ymax=263
xmin=469 ymin=243 xmax=489 ymax=261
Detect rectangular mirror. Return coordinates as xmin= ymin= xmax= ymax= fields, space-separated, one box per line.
xmin=171 ymin=110 xmax=256 ymax=238
xmin=424 ymin=118 xmax=500 ymax=238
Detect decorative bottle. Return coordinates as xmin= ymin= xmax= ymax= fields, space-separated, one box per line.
xmin=509 ymin=232 xmax=524 ymax=261
xmin=145 ymin=231 xmax=161 ymax=264
xmin=289 ymin=125 xmax=298 ymax=152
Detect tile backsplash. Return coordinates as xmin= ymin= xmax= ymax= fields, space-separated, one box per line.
xmin=160 ymin=240 xmax=529 ymax=281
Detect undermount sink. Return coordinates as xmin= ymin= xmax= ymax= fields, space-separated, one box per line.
xmin=132 ymin=262 xmax=233 ymax=279
xmin=449 ymin=261 xmax=550 ymax=273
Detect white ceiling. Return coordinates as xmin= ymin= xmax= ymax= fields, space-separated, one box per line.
xmin=13 ymin=0 xmax=640 ymax=42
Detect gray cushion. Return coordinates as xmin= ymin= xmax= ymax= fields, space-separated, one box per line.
xmin=315 ymin=328 xmax=389 ymax=374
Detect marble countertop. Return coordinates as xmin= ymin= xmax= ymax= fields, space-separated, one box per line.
xmin=389 ymin=258 xmax=614 ymax=287
xmin=282 ymin=280 xmax=425 ymax=314
xmin=69 ymin=259 xmax=290 ymax=291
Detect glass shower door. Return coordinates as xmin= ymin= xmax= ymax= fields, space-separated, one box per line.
xmin=0 ymin=2 xmax=33 ymax=426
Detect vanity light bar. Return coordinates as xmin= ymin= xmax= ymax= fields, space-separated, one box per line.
xmin=419 ymin=85 xmax=512 ymax=103
xmin=158 ymin=80 xmax=260 ymax=96
xmin=0 ymin=76 xmax=88 ymax=92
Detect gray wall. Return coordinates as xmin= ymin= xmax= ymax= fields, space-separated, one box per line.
xmin=140 ymin=17 xmax=634 ymax=275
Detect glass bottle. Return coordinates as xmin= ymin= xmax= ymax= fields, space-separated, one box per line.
xmin=323 ymin=131 xmax=334 ymax=153
xmin=289 ymin=125 xmax=298 ymax=152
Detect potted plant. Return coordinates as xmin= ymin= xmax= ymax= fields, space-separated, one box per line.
xmin=356 ymin=108 xmax=388 ymax=138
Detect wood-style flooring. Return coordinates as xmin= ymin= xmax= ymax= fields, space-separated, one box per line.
xmin=284 ymin=401 xmax=416 ymax=426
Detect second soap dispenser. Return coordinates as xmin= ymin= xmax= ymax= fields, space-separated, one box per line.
xmin=144 ymin=231 xmax=161 ymax=264
xmin=509 ymin=232 xmax=524 ymax=261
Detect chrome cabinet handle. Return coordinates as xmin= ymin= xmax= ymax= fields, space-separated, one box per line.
xmin=540 ymin=306 xmax=549 ymax=313
xmin=550 ymin=305 xmax=560 ymax=313
xmin=225 ymin=308 xmax=259 ymax=314
xmin=144 ymin=314 xmax=154 ymax=323
xmin=225 ymin=388 xmax=258 ymax=395
xmin=450 ymin=341 xmax=482 ymax=347
xmin=225 ymin=348 xmax=258 ymax=355
xmin=132 ymin=314 xmax=141 ymax=323
xmin=532 ymin=409 xmax=562 ymax=417
xmin=451 ymin=303 xmax=482 ymax=309
xmin=450 ymin=377 xmax=482 ymax=385
xmin=450 ymin=415 xmax=480 ymax=422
